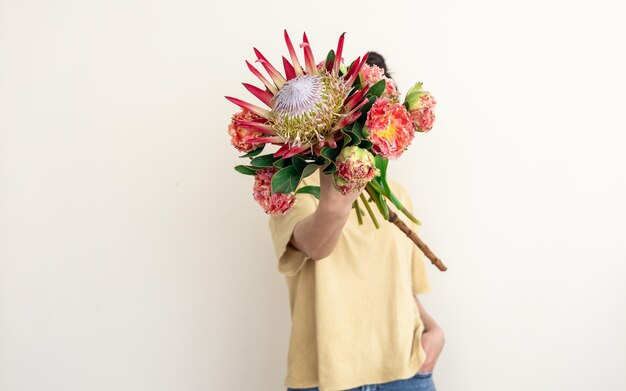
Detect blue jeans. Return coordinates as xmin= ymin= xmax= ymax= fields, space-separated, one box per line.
xmin=287 ymin=371 xmax=436 ymax=391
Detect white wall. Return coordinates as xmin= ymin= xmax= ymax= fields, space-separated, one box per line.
xmin=1 ymin=0 xmax=625 ymax=390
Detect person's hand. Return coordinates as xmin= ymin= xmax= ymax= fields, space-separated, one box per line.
xmin=418 ymin=326 xmax=445 ymax=373
xmin=317 ymin=169 xmax=362 ymax=215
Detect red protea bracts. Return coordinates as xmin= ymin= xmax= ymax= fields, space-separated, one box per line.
xmin=252 ymin=168 xmax=296 ymax=214
xmin=272 ymin=70 xmax=348 ymax=146
xmin=227 ymin=32 xmax=447 ymax=271
xmin=333 ymin=146 xmax=380 ymax=194
xmin=405 ymin=82 xmax=437 ymax=132
xmin=225 ymin=31 xmax=371 ymax=158
xmin=364 ymin=98 xmax=415 ymax=159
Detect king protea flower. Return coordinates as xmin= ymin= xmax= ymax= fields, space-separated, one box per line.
xmin=405 ymin=82 xmax=437 ymax=132
xmin=253 ymin=168 xmax=296 ymax=214
xmin=364 ymin=98 xmax=415 ymax=159
xmin=360 ymin=63 xmax=400 ymax=103
xmin=333 ymin=146 xmax=380 ymax=194
xmin=228 ymin=109 xmax=266 ymax=152
xmin=225 ymin=31 xmax=372 ymax=158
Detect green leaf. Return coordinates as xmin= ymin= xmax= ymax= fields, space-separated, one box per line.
xmin=341 ymin=130 xmax=354 ymax=147
xmin=352 ymin=120 xmax=365 ymax=140
xmin=320 ymin=146 xmax=341 ymax=162
xmin=370 ymin=169 xmax=421 ymax=225
xmin=314 ymin=155 xmax=327 ymax=165
xmin=359 ymin=140 xmax=374 ymax=149
xmin=271 ymin=165 xmax=301 ymax=194
xmin=325 ymin=50 xmax=335 ymax=71
xmin=302 ymin=163 xmax=321 ymax=178
xmin=366 ymin=79 xmax=386 ymax=98
xmin=239 ymin=145 xmax=265 ymax=158
xmin=292 ymin=155 xmax=308 ymax=173
xmin=339 ymin=62 xmax=348 ymax=77
xmin=250 ymin=153 xmax=280 ymax=167
xmin=360 ymin=96 xmax=377 ymax=114
xmin=234 ymin=165 xmax=258 ymax=176
xmin=296 ymin=185 xmax=320 ymax=199
xmin=273 ymin=158 xmax=287 ymax=169
xmin=322 ymin=162 xmax=337 ymax=174
xmin=374 ymin=156 xmax=389 ymax=180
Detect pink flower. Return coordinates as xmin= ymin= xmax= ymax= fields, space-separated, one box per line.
xmin=333 ymin=146 xmax=380 ymax=194
xmin=404 ymin=82 xmax=437 ymax=132
xmin=228 ymin=110 xmax=265 ymax=152
xmin=253 ymin=168 xmax=296 ymax=214
xmin=360 ymin=63 xmax=400 ymax=102
xmin=364 ymin=98 xmax=415 ymax=159
xmin=333 ymin=175 xmax=362 ymax=195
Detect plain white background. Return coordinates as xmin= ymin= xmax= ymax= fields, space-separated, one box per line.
xmin=1 ymin=0 xmax=625 ymax=390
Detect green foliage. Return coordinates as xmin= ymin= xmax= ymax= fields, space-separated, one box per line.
xmin=302 ymin=163 xmax=321 ymax=178
xmin=325 ymin=50 xmax=335 ymax=71
xmin=339 ymin=62 xmax=348 ymax=77
xmin=239 ymin=146 xmax=265 ymax=158
xmin=250 ymin=153 xmax=280 ymax=167
xmin=234 ymin=165 xmax=258 ymax=175
xmin=296 ymin=185 xmax=320 ymax=199
xmin=371 ymin=156 xmax=421 ymax=225
xmin=271 ymin=165 xmax=301 ymax=194
xmin=366 ymin=79 xmax=386 ymax=99
xmin=322 ymin=162 xmax=337 ymax=174
xmin=359 ymin=140 xmax=374 ymax=149
xmin=270 ymin=155 xmax=323 ymax=194
xmin=360 ymin=96 xmax=377 ymax=114
xmin=320 ymin=146 xmax=341 ymax=162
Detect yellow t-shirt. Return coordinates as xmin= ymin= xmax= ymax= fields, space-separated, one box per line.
xmin=268 ymin=171 xmax=431 ymax=391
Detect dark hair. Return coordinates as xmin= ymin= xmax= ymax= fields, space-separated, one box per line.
xmin=365 ymin=51 xmax=391 ymax=78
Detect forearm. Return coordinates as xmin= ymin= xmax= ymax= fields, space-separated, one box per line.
xmin=290 ymin=170 xmax=360 ymax=260
xmin=414 ymin=295 xmax=442 ymax=333
xmin=291 ymin=202 xmax=352 ymax=260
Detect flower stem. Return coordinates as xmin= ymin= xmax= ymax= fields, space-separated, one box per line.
xmin=353 ymin=200 xmax=363 ymax=225
xmin=359 ymin=193 xmax=379 ymax=229
xmin=386 ymin=203 xmax=447 ymax=272
xmin=399 ymin=206 xmax=421 ymax=226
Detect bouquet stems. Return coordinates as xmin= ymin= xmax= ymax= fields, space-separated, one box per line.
xmin=359 ymin=193 xmax=379 ymax=229
xmin=352 ymin=200 xmax=363 ymax=225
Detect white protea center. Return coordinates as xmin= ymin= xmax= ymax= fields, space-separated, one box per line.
xmin=271 ymin=70 xmax=348 ymax=145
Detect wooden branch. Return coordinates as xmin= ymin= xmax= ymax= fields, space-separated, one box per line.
xmin=387 ymin=206 xmax=447 ymax=272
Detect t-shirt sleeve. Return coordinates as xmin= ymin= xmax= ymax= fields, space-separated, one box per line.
xmin=267 ymin=185 xmax=317 ymax=277
xmin=410 ymin=240 xmax=432 ymax=294
xmin=393 ymin=180 xmax=432 ymax=295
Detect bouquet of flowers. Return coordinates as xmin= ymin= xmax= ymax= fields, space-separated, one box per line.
xmin=225 ymin=31 xmax=446 ymax=271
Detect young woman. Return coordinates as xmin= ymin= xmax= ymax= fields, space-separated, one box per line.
xmin=269 ymin=53 xmax=444 ymax=391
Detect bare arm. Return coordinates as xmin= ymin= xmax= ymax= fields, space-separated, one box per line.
xmin=414 ymin=295 xmax=441 ymax=332
xmin=414 ymin=295 xmax=445 ymax=372
xmin=290 ymin=170 xmax=362 ymax=261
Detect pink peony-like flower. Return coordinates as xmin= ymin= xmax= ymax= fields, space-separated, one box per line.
xmin=253 ymin=168 xmax=296 ymax=214
xmin=364 ymin=98 xmax=415 ymax=159
xmin=404 ymin=82 xmax=436 ymax=132
xmin=360 ymin=63 xmax=400 ymax=102
xmin=333 ymin=146 xmax=380 ymax=194
xmin=228 ymin=110 xmax=265 ymax=152
xmin=333 ymin=175 xmax=362 ymax=195
xmin=410 ymin=95 xmax=436 ymax=132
